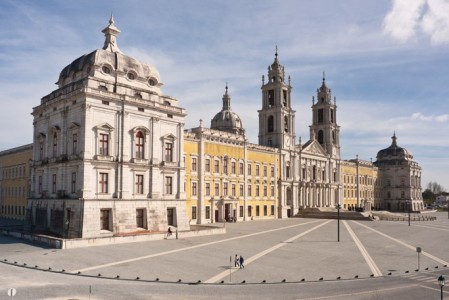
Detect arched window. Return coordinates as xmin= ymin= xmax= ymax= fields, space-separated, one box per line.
xmin=332 ymin=130 xmax=336 ymax=144
xmin=52 ymin=132 xmax=58 ymax=157
xmin=318 ymin=130 xmax=324 ymax=145
xmin=267 ymin=116 xmax=274 ymax=133
xmin=136 ymin=131 xmax=144 ymax=159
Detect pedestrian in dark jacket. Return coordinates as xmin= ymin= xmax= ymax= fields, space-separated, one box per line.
xmin=239 ymin=255 xmax=244 ymax=268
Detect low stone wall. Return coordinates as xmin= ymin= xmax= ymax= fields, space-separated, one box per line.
xmin=1 ymin=225 xmax=226 ymax=249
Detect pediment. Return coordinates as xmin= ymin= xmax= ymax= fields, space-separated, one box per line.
xmin=301 ymin=139 xmax=328 ymax=156
xmin=95 ymin=123 xmax=114 ymax=131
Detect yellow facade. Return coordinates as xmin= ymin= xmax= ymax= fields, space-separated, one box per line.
xmin=184 ymin=127 xmax=279 ymax=224
xmin=0 ymin=144 xmax=33 ymax=220
xmin=341 ymin=158 xmax=380 ymax=211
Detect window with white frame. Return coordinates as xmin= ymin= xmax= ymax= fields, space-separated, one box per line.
xmin=192 ymin=182 xmax=197 ymax=196
xmin=136 ymin=174 xmax=144 ymax=194
xmin=135 ymin=131 xmax=144 ymax=159
xmin=99 ymin=173 xmax=108 ymax=193
xmin=99 ymin=133 xmax=109 ymax=156
xmin=192 ymin=157 xmax=197 ymax=172
xmin=165 ymin=176 xmax=173 ymax=194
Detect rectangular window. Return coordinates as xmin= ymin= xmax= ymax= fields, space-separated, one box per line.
xmin=205 ymin=206 xmax=210 ymax=219
xmin=52 ymin=133 xmax=58 ymax=157
xmin=264 ymin=166 xmax=267 ymax=177
xmin=165 ymin=143 xmax=173 ymax=162
xmin=192 ymin=206 xmax=197 ymax=219
xmin=192 ymin=157 xmax=197 ymax=172
xmin=205 ymin=183 xmax=210 ymax=196
xmin=286 ymin=166 xmax=290 ymax=178
xmin=99 ymin=133 xmax=109 ymax=156
xmin=248 ymin=164 xmax=252 ymax=176
xmin=71 ymin=172 xmax=76 ymax=194
xmin=223 ymin=159 xmax=228 ymax=174
xmin=318 ymin=109 xmax=324 ymax=123
xmin=271 ymin=205 xmax=275 ymax=215
xmin=205 ymin=159 xmax=210 ymax=172
xmin=240 ymin=184 xmax=244 ymax=197
xmin=39 ymin=142 xmax=44 ymax=160
xmin=271 ymin=186 xmax=274 ymax=197
xmin=223 ymin=182 xmax=228 ymax=196
xmin=136 ymin=175 xmax=144 ymax=194
xmin=232 ymin=184 xmax=236 ymax=197
xmin=239 ymin=206 xmax=244 ymax=217
xmin=100 ymin=209 xmax=110 ymax=230
xmin=214 ymin=160 xmax=219 ymax=173
xmin=239 ymin=162 xmax=244 ymax=175
xmin=100 ymin=173 xmax=108 ymax=193
xmin=192 ymin=182 xmax=197 ymax=196
xmin=256 ymin=165 xmax=260 ymax=176
xmin=232 ymin=161 xmax=236 ymax=174
xmin=214 ymin=183 xmax=219 ymax=196
xmin=256 ymin=185 xmax=260 ymax=197
xmin=52 ymin=174 xmax=57 ymax=194
xmin=264 ymin=186 xmax=267 ymax=197
xmin=271 ymin=166 xmax=275 ymax=177
xmin=264 ymin=205 xmax=268 ymax=216
xmin=38 ymin=176 xmax=42 ymax=194
xmin=248 ymin=206 xmax=252 ymax=217
xmin=256 ymin=205 xmax=260 ymax=216
xmin=165 ymin=176 xmax=173 ymax=194
xmin=268 ymin=90 xmax=275 ymax=106
xmin=247 ymin=185 xmax=252 ymax=197
xmin=72 ymin=133 xmax=78 ymax=155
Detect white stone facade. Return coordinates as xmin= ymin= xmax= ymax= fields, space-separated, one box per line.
xmin=28 ymin=17 xmax=188 ymax=238
xmin=258 ymin=54 xmax=341 ymax=218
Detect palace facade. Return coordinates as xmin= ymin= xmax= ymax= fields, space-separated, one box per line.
xmin=0 ymin=18 xmax=426 ymax=236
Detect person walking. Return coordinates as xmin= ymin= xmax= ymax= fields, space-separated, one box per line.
xmin=166 ymin=227 xmax=172 ymax=239
xmin=234 ymin=254 xmax=239 ymax=268
xmin=239 ymin=255 xmax=244 ymax=268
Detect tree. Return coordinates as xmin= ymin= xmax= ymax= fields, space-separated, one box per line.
xmin=422 ymin=181 xmax=446 ymax=204
xmin=426 ymin=181 xmax=446 ymax=195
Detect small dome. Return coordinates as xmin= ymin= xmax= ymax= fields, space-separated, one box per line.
xmin=375 ymin=133 xmax=413 ymax=162
xmin=211 ymin=85 xmax=245 ymax=135
xmin=57 ymin=16 xmax=162 ymax=93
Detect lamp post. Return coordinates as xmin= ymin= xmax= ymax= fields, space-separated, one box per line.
xmin=408 ymin=200 xmax=411 ymax=227
xmin=336 ymin=204 xmax=341 ymax=242
xmin=438 ymin=275 xmax=445 ymax=300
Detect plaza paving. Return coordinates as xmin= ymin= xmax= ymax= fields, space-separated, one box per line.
xmin=1 ymin=212 xmax=449 ymax=299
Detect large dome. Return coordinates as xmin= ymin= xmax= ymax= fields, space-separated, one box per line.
xmin=56 ymin=16 xmax=162 ymax=94
xmin=375 ymin=133 xmax=413 ymax=162
xmin=211 ymin=85 xmax=245 ymax=135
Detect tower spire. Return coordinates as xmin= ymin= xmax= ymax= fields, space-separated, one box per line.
xmin=102 ymin=14 xmax=122 ymax=53
xmin=222 ymin=83 xmax=231 ymax=110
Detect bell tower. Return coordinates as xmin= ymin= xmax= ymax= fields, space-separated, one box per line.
xmin=258 ymin=48 xmax=295 ymax=149
xmin=310 ymin=74 xmax=340 ymax=158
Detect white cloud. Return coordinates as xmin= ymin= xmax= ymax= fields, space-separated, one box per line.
xmin=422 ymin=0 xmax=449 ymax=44
xmin=383 ymin=0 xmax=449 ymax=45
xmin=383 ymin=0 xmax=426 ymax=42
xmin=402 ymin=112 xmax=449 ymax=123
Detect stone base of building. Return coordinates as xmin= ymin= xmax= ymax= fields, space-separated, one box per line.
xmin=28 ymin=198 xmax=189 ymax=239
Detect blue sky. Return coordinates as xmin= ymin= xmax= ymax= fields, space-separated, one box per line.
xmin=1 ymin=0 xmax=448 ymax=190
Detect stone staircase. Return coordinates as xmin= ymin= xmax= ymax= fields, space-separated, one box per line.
xmin=294 ymin=208 xmax=373 ymax=221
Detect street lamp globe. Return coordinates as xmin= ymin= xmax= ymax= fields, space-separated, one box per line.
xmin=439 ymin=275 xmax=445 ymax=287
